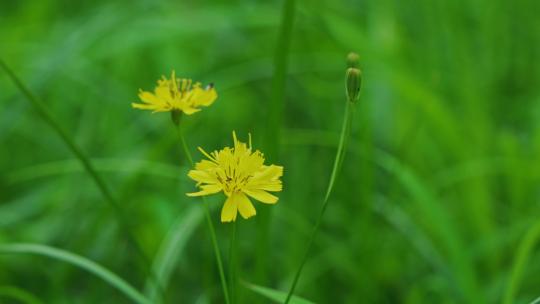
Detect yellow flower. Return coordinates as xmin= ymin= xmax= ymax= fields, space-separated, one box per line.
xmin=187 ymin=132 xmax=284 ymax=222
xmin=132 ymin=70 xmax=217 ymax=114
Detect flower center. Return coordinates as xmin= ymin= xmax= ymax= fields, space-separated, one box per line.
xmin=169 ymin=78 xmax=193 ymax=99
xmin=216 ymin=165 xmax=252 ymax=195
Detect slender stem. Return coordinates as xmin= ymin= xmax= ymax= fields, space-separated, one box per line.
xmin=178 ymin=126 xmax=194 ymax=165
xmin=284 ymin=101 xmax=355 ymax=304
xmin=228 ymin=220 xmax=238 ymax=304
xmin=257 ymin=0 xmax=296 ymax=286
xmin=175 ymin=124 xmax=230 ymax=304
xmin=0 ymin=58 xmax=163 ymax=300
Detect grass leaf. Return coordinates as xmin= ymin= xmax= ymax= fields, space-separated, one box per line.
xmin=243 ymin=281 xmax=315 ymax=304
xmin=0 ymin=243 xmax=151 ymax=304
xmin=144 ymin=205 xmax=204 ymax=302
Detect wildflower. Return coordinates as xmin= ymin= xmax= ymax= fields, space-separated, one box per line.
xmin=187 ymin=132 xmax=284 ymax=222
xmin=132 ymin=70 xmax=217 ymax=114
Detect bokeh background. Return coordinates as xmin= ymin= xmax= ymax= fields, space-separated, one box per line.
xmin=2 ymin=0 xmax=540 ymax=303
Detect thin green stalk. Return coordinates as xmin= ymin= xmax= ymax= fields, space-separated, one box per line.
xmin=258 ymin=0 xmax=296 ymax=288
xmin=0 ymin=59 xmax=163 ymax=299
xmin=228 ymin=220 xmax=238 ymax=304
xmin=267 ymin=0 xmax=296 ymax=151
xmin=284 ymin=101 xmax=355 ymax=304
xmin=175 ymin=124 xmax=230 ymax=304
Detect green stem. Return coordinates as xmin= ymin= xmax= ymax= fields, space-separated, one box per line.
xmin=257 ymin=0 xmax=296 ymax=288
xmin=503 ymin=220 xmax=540 ymax=304
xmin=284 ymin=101 xmax=355 ymax=304
xmin=0 ymin=59 xmax=163 ymax=300
xmin=228 ymin=220 xmax=238 ymax=304
xmin=175 ymin=124 xmax=231 ymax=304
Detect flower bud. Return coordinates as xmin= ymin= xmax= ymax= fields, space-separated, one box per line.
xmin=347 ymin=52 xmax=360 ymax=68
xmin=346 ymin=67 xmax=362 ymax=103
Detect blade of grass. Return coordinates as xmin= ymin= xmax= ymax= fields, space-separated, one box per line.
xmin=243 ymin=281 xmax=314 ymax=304
xmin=0 ymin=243 xmax=151 ymax=304
xmin=374 ymin=152 xmax=482 ymax=302
xmin=259 ymin=0 xmax=296 ymax=288
xmin=284 ymin=128 xmax=482 ymax=302
xmin=373 ymin=196 xmax=449 ymax=277
xmin=0 ymin=59 xmax=163 ymax=300
xmin=6 ymin=158 xmax=182 ymax=185
xmin=0 ymin=286 xmax=44 ymax=304
xmin=530 ymin=296 xmax=540 ymax=304
xmin=266 ymin=0 xmax=296 ymax=154
xmin=144 ymin=205 xmax=205 ymax=303
xmin=503 ymin=221 xmax=540 ymax=304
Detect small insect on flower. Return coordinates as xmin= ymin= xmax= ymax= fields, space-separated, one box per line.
xmin=132 ymin=70 xmax=217 ymax=114
xmin=187 ymin=132 xmax=284 ymax=222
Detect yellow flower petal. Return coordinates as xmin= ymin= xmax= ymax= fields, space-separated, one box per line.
xmin=195 ymin=159 xmax=218 ymax=170
xmin=249 ymin=181 xmax=282 ymax=192
xmin=182 ymin=106 xmax=201 ymax=115
xmin=132 ymin=71 xmax=216 ymax=114
xmin=249 ymin=166 xmax=283 ymax=183
xmin=190 ymin=86 xmax=217 ymax=107
xmin=131 ymin=103 xmax=157 ymax=110
xmin=237 ymin=192 xmax=256 ymax=219
xmin=243 ymin=188 xmax=278 ymax=204
xmin=186 ymin=184 xmax=222 ymax=197
xmin=138 ymin=90 xmax=161 ymax=105
xmin=188 ymin=170 xmax=218 ymax=184
xmin=246 ymin=165 xmax=283 ymax=191
xmin=221 ymin=195 xmax=238 ymax=222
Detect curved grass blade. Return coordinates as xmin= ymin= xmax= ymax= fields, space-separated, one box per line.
xmin=373 ymin=196 xmax=449 ymax=277
xmin=0 ymin=286 xmax=44 ymax=304
xmin=365 ymin=149 xmax=483 ymax=302
xmin=530 ymin=296 xmax=540 ymax=304
xmin=503 ymin=221 xmax=540 ymax=304
xmin=0 ymin=59 xmax=163 ymax=299
xmin=6 ymin=158 xmax=182 ymax=185
xmin=243 ymin=281 xmax=314 ymax=304
xmin=0 ymin=243 xmax=151 ymax=304
xmin=144 ymin=205 xmax=204 ymax=303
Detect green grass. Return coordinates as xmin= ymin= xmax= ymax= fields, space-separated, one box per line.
xmin=1 ymin=0 xmax=540 ymax=303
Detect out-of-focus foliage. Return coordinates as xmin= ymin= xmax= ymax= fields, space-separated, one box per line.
xmin=1 ymin=0 xmax=540 ymax=303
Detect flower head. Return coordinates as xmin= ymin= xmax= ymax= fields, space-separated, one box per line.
xmin=187 ymin=132 xmax=283 ymax=222
xmin=132 ymin=70 xmax=217 ymax=114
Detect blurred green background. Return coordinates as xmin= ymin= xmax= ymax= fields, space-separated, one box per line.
xmin=1 ymin=0 xmax=540 ymax=303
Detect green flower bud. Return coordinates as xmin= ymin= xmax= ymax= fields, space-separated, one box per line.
xmin=346 ymin=67 xmax=362 ymax=103
xmin=347 ymin=52 xmax=360 ymax=68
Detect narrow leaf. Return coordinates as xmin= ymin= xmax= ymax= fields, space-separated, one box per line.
xmin=244 ymin=281 xmax=315 ymax=304
xmin=0 ymin=243 xmax=151 ymax=304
